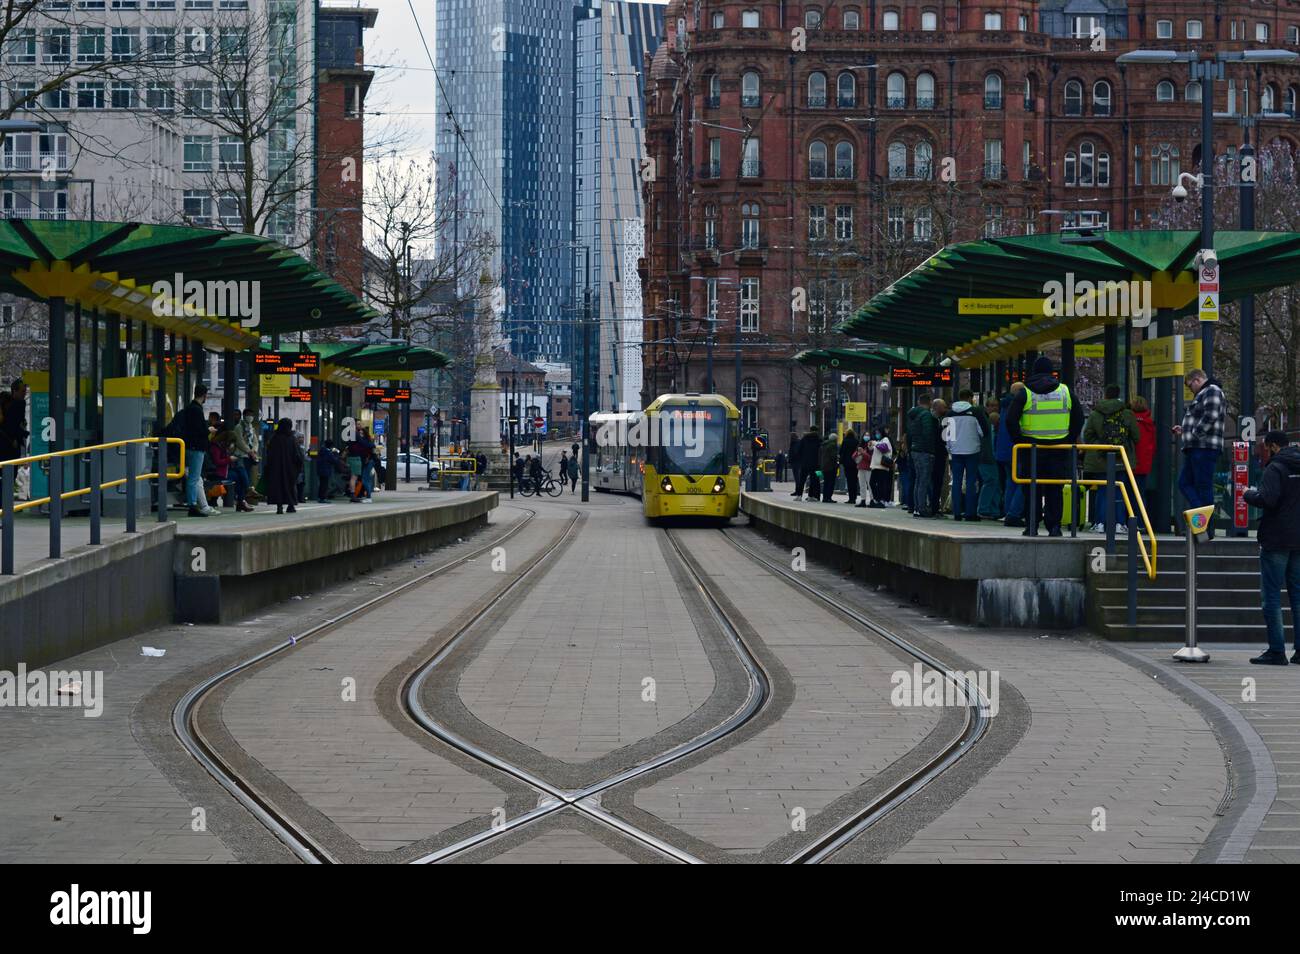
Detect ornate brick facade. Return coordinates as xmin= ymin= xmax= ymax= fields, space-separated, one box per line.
xmin=641 ymin=0 xmax=1300 ymax=454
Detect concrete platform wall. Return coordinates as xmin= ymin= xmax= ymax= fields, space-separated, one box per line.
xmin=0 ymin=524 xmax=176 ymax=671
xmin=741 ymin=493 xmax=1085 ymax=629
xmin=173 ymin=492 xmax=498 ymax=624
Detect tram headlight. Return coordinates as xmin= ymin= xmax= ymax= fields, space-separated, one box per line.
xmin=660 ymin=476 xmax=675 ymax=493
xmin=712 ymin=477 xmax=726 ymax=494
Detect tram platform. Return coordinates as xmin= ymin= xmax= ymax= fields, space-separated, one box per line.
xmin=1 ymin=487 xmax=497 ymax=668
xmin=742 ymin=489 xmax=1093 ymax=629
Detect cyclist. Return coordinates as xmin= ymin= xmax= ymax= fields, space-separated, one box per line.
xmin=528 ymin=454 xmax=544 ymax=495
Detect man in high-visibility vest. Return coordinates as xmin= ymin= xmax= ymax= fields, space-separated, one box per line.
xmin=1004 ymin=355 xmax=1085 ymax=536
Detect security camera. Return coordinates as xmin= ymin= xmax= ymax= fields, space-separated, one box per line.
xmin=1201 ymin=248 xmax=1218 ymax=269
xmin=1172 ymin=184 xmax=1189 ymax=202
xmin=939 ymin=356 xmax=953 ymax=367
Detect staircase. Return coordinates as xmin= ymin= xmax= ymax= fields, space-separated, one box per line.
xmin=1087 ymin=537 xmax=1289 ymax=641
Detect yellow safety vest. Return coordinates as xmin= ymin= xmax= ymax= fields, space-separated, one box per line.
xmin=1020 ymin=383 xmax=1072 ymax=440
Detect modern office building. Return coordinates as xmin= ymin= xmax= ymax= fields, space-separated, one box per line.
xmin=573 ymin=0 xmax=663 ymax=412
xmin=434 ymin=0 xmax=578 ymax=366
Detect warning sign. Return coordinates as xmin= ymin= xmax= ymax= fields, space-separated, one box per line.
xmin=1198 ymin=256 xmax=1220 ymax=321
xmin=1198 ymin=293 xmax=1219 ymax=321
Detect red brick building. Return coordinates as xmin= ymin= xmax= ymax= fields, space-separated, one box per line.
xmin=314 ymin=4 xmax=377 ymax=299
xmin=641 ymin=1 xmax=1300 ymax=454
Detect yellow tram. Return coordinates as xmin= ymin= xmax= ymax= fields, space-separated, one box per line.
xmin=590 ymin=393 xmax=741 ymax=521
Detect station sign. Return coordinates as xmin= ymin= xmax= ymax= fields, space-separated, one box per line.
xmin=843 ymin=401 xmax=867 ymax=422
xmin=890 ymin=366 xmax=953 ymax=388
xmin=1140 ymin=335 xmax=1201 ymax=381
xmin=254 ymin=350 xmax=320 ymax=374
xmin=286 ymin=386 xmax=312 ymax=403
xmin=365 ymin=386 xmax=411 ymax=403
xmin=1232 ymin=441 xmax=1250 ymax=530
xmin=259 ymin=374 xmax=291 ymax=397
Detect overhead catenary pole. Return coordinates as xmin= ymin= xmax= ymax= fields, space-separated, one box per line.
xmin=581 ymin=246 xmax=591 ymax=502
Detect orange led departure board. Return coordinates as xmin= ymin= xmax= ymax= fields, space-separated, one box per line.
xmin=889 ymin=367 xmax=953 ymax=387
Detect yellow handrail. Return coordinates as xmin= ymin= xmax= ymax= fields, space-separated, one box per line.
xmin=1011 ymin=442 xmax=1157 ymax=580
xmin=0 ymin=437 xmax=187 ymax=516
xmin=435 ymin=456 xmax=478 ymax=475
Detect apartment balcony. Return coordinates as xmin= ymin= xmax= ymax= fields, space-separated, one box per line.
xmin=983 ymin=162 xmax=1008 ymax=181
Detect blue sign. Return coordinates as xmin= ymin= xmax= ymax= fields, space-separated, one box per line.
xmin=373 ymin=419 xmax=386 ymax=436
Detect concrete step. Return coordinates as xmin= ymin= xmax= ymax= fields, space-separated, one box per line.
xmin=1091 ymin=570 xmax=1259 ymax=589
xmin=1099 ymin=604 xmax=1286 ymax=626
xmin=1098 ymin=622 xmax=1275 ymax=642
xmin=1094 ymin=587 xmax=1289 ymax=609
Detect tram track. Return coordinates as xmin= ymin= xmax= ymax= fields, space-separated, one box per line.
xmin=716 ymin=527 xmax=992 ymax=864
xmin=171 ymin=506 xmax=547 ymax=864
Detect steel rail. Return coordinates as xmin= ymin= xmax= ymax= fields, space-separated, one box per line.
xmin=717 ymin=528 xmax=992 ymax=864
xmin=172 ymin=506 xmax=543 ymax=864
xmin=408 ymin=524 xmax=773 ymax=864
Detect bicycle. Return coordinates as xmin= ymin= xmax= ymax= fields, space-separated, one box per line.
xmin=519 ymin=469 xmax=564 ymax=498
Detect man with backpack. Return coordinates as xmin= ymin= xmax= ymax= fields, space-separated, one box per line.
xmin=1245 ymin=431 xmax=1300 ymax=665
xmin=1081 ymin=384 xmax=1139 ymax=533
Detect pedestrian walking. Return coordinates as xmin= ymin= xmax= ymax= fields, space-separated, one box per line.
xmin=775 ymin=449 xmax=787 ymax=483
xmin=898 ymin=433 xmax=914 ymax=512
xmin=839 ymin=427 xmax=860 ymax=505
xmin=1244 ymin=431 xmax=1300 ymax=665
xmin=788 ymin=434 xmax=802 ymax=494
xmin=264 ymin=419 xmax=301 ymax=514
xmin=865 ymin=427 xmax=894 ymax=508
xmin=239 ymin=408 xmax=263 ymax=501
xmin=1081 ymin=384 xmax=1138 ymax=532
xmin=1130 ymin=395 xmax=1156 ymax=522
xmin=1004 ymin=357 xmax=1085 ymax=536
xmin=944 ymin=397 xmax=984 ymax=521
xmin=931 ymin=398 xmax=950 ymax=516
xmin=347 ymin=428 xmax=376 ymax=502
xmin=566 ymin=452 xmax=579 ymax=491
xmin=1174 ymin=368 xmax=1226 ymax=538
xmin=905 ymin=393 xmax=940 ymax=517
xmin=976 ymin=396 xmax=1003 ymax=518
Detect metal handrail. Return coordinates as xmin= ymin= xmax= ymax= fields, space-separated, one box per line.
xmin=1010 ymin=441 xmax=1157 ymax=580
xmin=1 ymin=436 xmax=187 ymax=574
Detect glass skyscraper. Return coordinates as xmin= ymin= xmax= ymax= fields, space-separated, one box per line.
xmin=434 ymin=0 xmax=577 ymax=365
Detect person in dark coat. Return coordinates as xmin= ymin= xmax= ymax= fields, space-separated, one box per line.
xmin=787 ymin=435 xmax=802 ymax=490
xmin=315 ymin=440 xmax=342 ymax=503
xmin=0 ymin=378 xmax=29 ymax=463
xmin=264 ymin=419 xmax=301 ymax=514
xmin=794 ymin=426 xmax=822 ymax=500
xmin=168 ymin=384 xmax=212 ymax=517
xmin=818 ymin=433 xmax=840 ymax=503
xmin=839 ymin=427 xmax=860 ymax=504
xmin=1244 ymin=432 xmax=1300 ymax=665
xmin=905 ymin=393 xmax=940 ymax=517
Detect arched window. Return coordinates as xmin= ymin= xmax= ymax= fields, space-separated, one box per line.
xmin=917 ymin=72 xmax=935 ymax=108
xmin=807 ymin=71 xmax=827 ymax=108
xmin=712 ymin=12 xmax=724 ymax=29
xmin=1098 ymin=150 xmax=1111 ymax=187
xmin=809 ymin=140 xmax=828 ymax=178
xmin=1064 ymin=151 xmax=1077 ymax=186
xmin=1064 ymin=80 xmax=1082 ymax=115
xmin=984 ymin=11 xmax=1002 ymax=30
xmin=805 ymin=8 xmax=822 ymax=30
xmin=742 ymin=9 xmax=759 ymax=29
xmin=706 ymin=72 xmax=721 ymax=107
xmin=741 ymin=202 xmax=760 ymax=248
xmin=844 ymin=10 xmax=861 ymax=30
xmin=1024 ymin=75 xmax=1036 ymax=111
xmin=837 ymin=72 xmax=856 ymax=108
xmin=883 ymin=10 xmax=900 ymax=30
xmin=835 ymin=140 xmax=854 ymax=178
xmin=1093 ymin=80 xmax=1111 ymax=115
xmin=742 ymin=71 xmax=760 ymax=107
xmin=888 ymin=141 xmax=907 ymax=179
xmin=1185 ymin=81 xmax=1202 ymax=102
xmin=1152 ymin=143 xmax=1180 ymax=185
xmin=741 ymin=378 xmax=759 ymax=402
xmin=1156 ymin=80 xmax=1175 ymax=102
xmin=1263 ymin=84 xmax=1279 ymax=112
xmin=1078 ymin=140 xmax=1095 ymax=186
xmin=1288 ymin=86 xmax=1298 ymax=116
xmin=984 ymin=73 xmax=1003 ymax=109
xmin=921 ymin=10 xmax=938 ymax=31
xmin=703 ymin=203 xmax=717 ymax=248
xmin=886 ymin=71 xmax=906 ymax=108
xmin=914 ymin=141 xmax=933 ymax=179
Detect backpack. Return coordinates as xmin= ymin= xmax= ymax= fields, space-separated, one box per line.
xmin=1100 ymin=410 xmax=1128 ymax=448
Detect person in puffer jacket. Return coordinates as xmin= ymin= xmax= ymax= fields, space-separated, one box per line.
xmin=944 ymin=400 xmax=985 ymax=520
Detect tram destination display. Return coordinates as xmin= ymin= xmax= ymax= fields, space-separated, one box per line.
xmin=365 ymin=386 xmax=412 ymax=404
xmin=253 ymin=350 xmax=320 ymax=374
xmin=889 ymin=366 xmax=953 ymax=388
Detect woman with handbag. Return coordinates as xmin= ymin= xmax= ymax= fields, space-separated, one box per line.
xmin=852 ymin=439 xmax=872 ymax=508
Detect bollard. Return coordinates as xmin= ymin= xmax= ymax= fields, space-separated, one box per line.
xmin=1 ymin=466 xmax=13 ymax=575
xmin=125 ymin=445 xmax=137 ymax=533
xmin=1104 ymin=451 xmax=1117 ymax=555
xmin=49 ymin=454 xmax=61 ymax=558
xmin=89 ymin=452 xmax=101 ymax=545
xmin=156 ymin=436 xmax=168 ymax=523
xmin=1068 ymin=444 xmax=1079 ymax=538
xmin=1173 ymin=505 xmax=1215 ymax=663
xmin=1027 ymin=444 xmax=1039 ymax=536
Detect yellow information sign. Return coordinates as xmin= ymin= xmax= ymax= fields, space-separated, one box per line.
xmin=259 ymin=373 xmax=291 ymax=397
xmin=844 ymin=401 xmax=867 ymax=423
xmin=1074 ymin=343 xmax=1105 ymax=358
xmin=1198 ymin=293 xmax=1219 ymax=322
xmin=1140 ymin=336 xmax=1201 ymax=380
xmin=957 ymin=298 xmax=1047 ymax=316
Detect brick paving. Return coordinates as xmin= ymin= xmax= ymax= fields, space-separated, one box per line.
xmin=1129 ymin=645 xmax=1300 ymax=863
xmin=632 ymin=528 xmax=945 ymax=855
xmin=456 ymin=504 xmax=715 ymax=763
xmin=216 ymin=512 xmax=578 ymax=853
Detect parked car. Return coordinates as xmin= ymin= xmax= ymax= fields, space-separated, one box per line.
xmin=396 ymin=452 xmax=440 ymax=482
